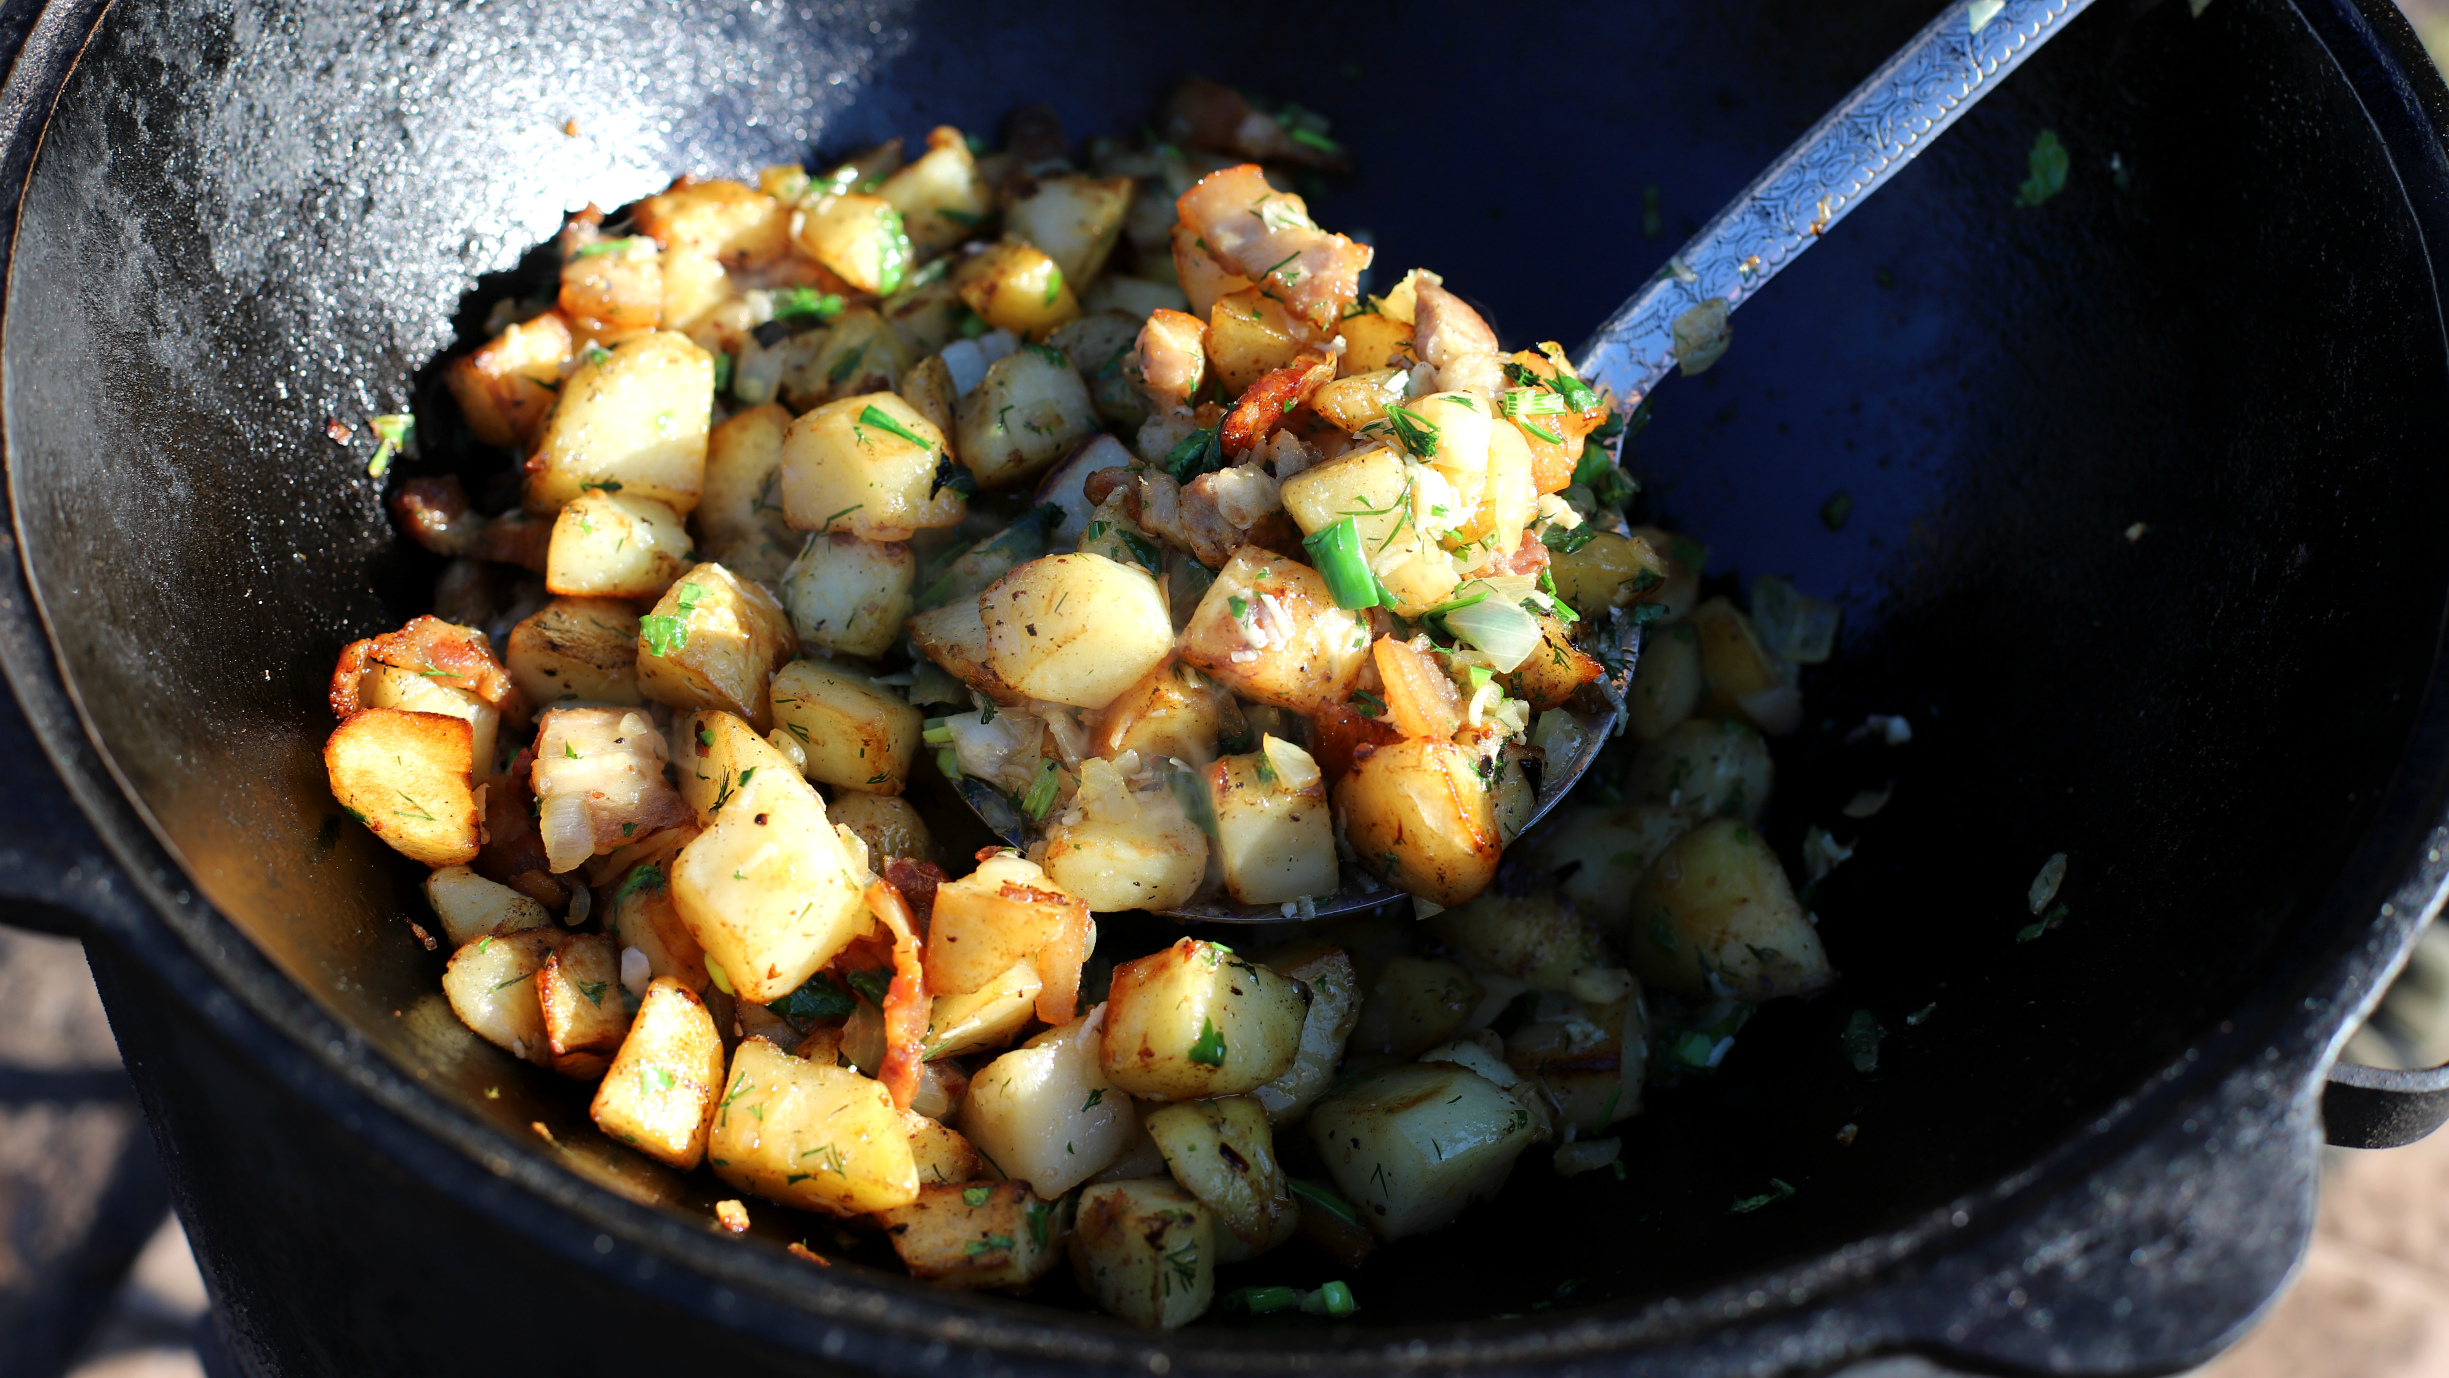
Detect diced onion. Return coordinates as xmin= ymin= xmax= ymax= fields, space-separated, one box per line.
xmin=1261 ymin=734 xmax=1322 ymax=793
xmin=620 ymin=946 xmax=651 ymax=998
xmin=1301 ymin=517 xmax=1381 ymax=610
xmin=1553 ymin=1138 xmax=1623 ymax=1177
xmin=1531 ymin=709 xmax=1589 ymax=768
xmin=1441 ymin=596 xmax=1542 ymax=671
xmin=537 ymin=789 xmax=594 ymax=874
xmin=1750 ymin=575 xmax=1842 ymax=664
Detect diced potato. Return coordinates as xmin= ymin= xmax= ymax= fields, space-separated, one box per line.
xmin=1171 ymin=223 xmax=1252 ymax=320
xmin=447 ymin=310 xmax=572 ymax=448
xmin=506 ymin=597 xmax=645 ymax=708
xmin=778 ymin=391 xmax=966 ymax=543
xmin=778 ymin=533 xmax=914 ymax=659
xmin=769 ymin=658 xmax=922 ymax=795
xmin=1409 ymin=392 xmax=1491 ymax=517
xmin=960 ymin=1006 xmax=1139 ymax=1196
xmin=1504 ymin=993 xmax=1641 ymax=1136
xmin=424 ymin=865 xmax=552 ymax=949
xmin=1429 ymin=890 xmax=1616 ymax=994
xmin=953 ymin=346 xmax=1100 ymax=490
xmin=1374 ymin=548 xmax=1463 ymax=619
xmin=673 ymin=707 xmax=786 ymax=823
xmin=979 ymin=553 xmax=1174 ymax=710
xmin=441 ymin=929 xmax=563 ymax=1065
xmin=1372 ymin=635 xmax=1460 ymax=741
xmin=927 ymin=853 xmax=1087 ymax=996
xmin=1070 ymin=1179 xmax=1214 ymax=1330
xmin=1047 ymin=313 xmax=1148 ymax=431
xmin=1100 ymin=938 xmax=1309 ymax=1102
xmin=1090 ymin=660 xmax=1229 ymax=768
xmin=877 ymin=127 xmax=993 ymax=256
xmin=1249 ymin=942 xmax=1361 ymax=1124
xmin=1493 ymin=620 xmax=1597 ymax=717
xmin=353 ymin=663 xmax=503 ymax=780
xmin=559 ymin=235 xmax=662 ymax=340
xmin=955 ymin=241 xmax=1080 ymax=338
xmin=1546 ymin=529 xmax=1671 ymax=617
xmin=1039 ymin=756 xmax=1208 ymax=912
xmin=1626 ymin=620 xmax=1703 ymax=741
xmin=925 ymin=958 xmax=1047 ymax=1060
xmin=1005 ymin=174 xmax=1134 ymax=286
xmin=1279 ymin=444 xmax=1420 ymax=554
xmin=1475 ymin=418 xmax=1538 ymax=557
xmin=697 ymin=403 xmax=799 ymax=583
xmin=794 ymin=192 xmax=912 ymax=295
xmin=1204 ymin=746 xmax=1337 ymax=907
xmin=670 ymin=739 xmax=870 ymax=1002
xmin=1309 ymin=368 xmax=1407 ymax=434
xmin=828 ymin=792 xmax=934 ymax=864
xmin=1627 ymin=717 xmax=1772 ymax=824
xmin=877 ymin=1181 xmax=1070 ymax=1290
xmin=786 ymin=307 xmax=913 ymax=412
xmin=1626 ymin=526 xmax=1704 ymax=622
xmin=1144 ymin=1097 xmax=1294 ymax=1262
xmin=1334 ymin=737 xmax=1500 ymax=906
xmin=1307 ymin=1063 xmax=1536 ymax=1241
xmin=537 ymin=934 xmax=631 ymax=1078
xmin=609 ymin=846 xmax=710 ymax=994
xmin=1349 ymin=955 xmax=1480 ymax=1060
xmin=544 ymin=490 xmax=694 ymax=599
xmin=905 ymin=1110 xmax=985 ymax=1187
xmin=1629 ymin=818 xmax=1835 ymax=1001
xmin=589 ymin=976 xmax=726 ymax=1168
xmin=326 ymin=709 xmax=479 ymax=866
xmin=636 ymin=563 xmax=796 ymax=730
xmin=1082 ymin=276 xmax=1188 ymax=319
xmin=905 ymin=598 xmax=1028 ymax=706
xmin=1692 ymin=597 xmax=1801 ymax=735
xmin=1205 ymin=286 xmax=1301 ymax=396
xmin=1176 ymin=548 xmax=1371 ymax=714
xmin=636 ymin=179 xmax=790 ymax=326
xmin=709 ymin=1037 xmax=919 ymax=1215
xmin=1517 ymin=802 xmax=1691 ymax=939
xmin=525 ymin=331 xmax=714 ymax=515
xmin=1336 ymin=311 xmax=1414 ymax=375
xmin=530 ymin=706 xmax=692 ymax=872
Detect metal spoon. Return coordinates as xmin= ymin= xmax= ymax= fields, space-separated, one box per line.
xmin=959 ymin=0 xmax=2092 ymax=921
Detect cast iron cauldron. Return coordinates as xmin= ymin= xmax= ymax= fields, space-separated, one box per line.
xmin=2 ymin=0 xmax=2448 ymax=1371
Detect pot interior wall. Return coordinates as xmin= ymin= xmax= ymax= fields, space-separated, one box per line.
xmin=6 ymin=0 xmax=2445 ymax=1328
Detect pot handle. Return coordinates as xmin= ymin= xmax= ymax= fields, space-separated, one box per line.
xmin=0 ymin=684 xmax=116 ymax=937
xmin=2324 ymin=1060 xmax=2449 ymax=1148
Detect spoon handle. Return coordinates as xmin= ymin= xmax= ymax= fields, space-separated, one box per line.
xmin=1573 ymin=0 xmax=2095 ymax=403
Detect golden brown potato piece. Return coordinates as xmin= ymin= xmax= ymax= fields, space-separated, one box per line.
xmin=708 ymin=1037 xmax=919 ymax=1216
xmin=525 ymin=331 xmax=714 ymax=515
xmin=1628 ymin=818 xmax=1835 ymax=1001
xmin=1175 ymin=548 xmax=1370 ymax=715
xmin=505 ymin=597 xmax=645 ymax=709
xmin=634 ymin=563 xmax=796 ymax=731
xmin=325 ymin=709 xmax=480 ymax=866
xmin=1070 ymin=1179 xmax=1214 ymax=1329
xmin=1333 ymin=737 xmax=1500 ymax=907
xmin=446 ymin=310 xmax=573 ymax=448
xmin=877 ymin=1181 xmax=1070 ymax=1290
xmin=1100 ymin=938 xmax=1309 ymax=1102
xmin=536 ymin=934 xmax=631 ymax=1078
xmin=590 ymin=976 xmax=726 ymax=1169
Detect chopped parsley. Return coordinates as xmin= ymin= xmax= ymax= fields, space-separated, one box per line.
xmin=1186 ymin=1017 xmax=1228 ymax=1066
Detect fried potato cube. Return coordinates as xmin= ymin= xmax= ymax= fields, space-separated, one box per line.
xmin=953 ymin=346 xmax=1101 ymax=490
xmin=1626 ymin=620 xmax=1703 ymax=742
xmin=506 ymin=597 xmax=645 ymax=709
xmin=353 ymin=663 xmax=503 ymax=781
xmin=1307 ymin=1063 xmax=1535 ymax=1241
xmin=671 ymin=750 xmax=869 ymax=1004
xmin=976 ymin=553 xmax=1173 ymax=710
xmin=877 ymin=127 xmax=993 ymax=256
xmin=636 ymin=179 xmax=788 ymax=327
xmin=446 ymin=309 xmax=572 ymax=448
xmin=1350 ymin=955 xmax=1481 ymax=1060
xmin=1279 ymin=443 xmax=1414 ymax=547
xmin=1101 ymin=938 xmax=1308 ymax=1102
xmin=1627 ymin=817 xmax=1835 ymax=1002
xmin=905 ymin=1110 xmax=984 ymax=1187
xmin=785 ymin=307 xmax=913 ymax=412
xmin=1204 ymin=743 xmax=1337 ymax=907
xmin=1335 ymin=311 xmax=1413 ymax=376
xmin=927 ymin=852 xmax=1087 ymax=996
xmin=779 ymin=391 xmax=965 ymax=543
xmin=1513 ymin=802 xmax=1691 ymax=940
xmin=607 ymin=843 xmax=710 ymax=995
xmin=794 ymin=192 xmax=911 ymax=296
xmin=1248 ymin=941 xmax=1360 ymax=1124
xmin=1504 ymin=994 xmax=1641 ymax=1136
xmin=1692 ymin=596 xmax=1801 ymax=736
xmin=828 ymin=792 xmax=934 ymax=866
xmin=1493 ymin=614 xmax=1600 ymax=713
xmin=1144 ymin=1096 xmax=1295 ymax=1263
xmin=525 ymin=331 xmax=713 ymax=515
xmin=1432 ymin=889 xmax=1618 ymax=996
xmin=1205 ymin=286 xmax=1302 ymax=397
xmin=778 ymin=532 xmax=914 ymax=660
xmin=636 ymin=563 xmax=796 ymax=730
xmin=697 ymin=402 xmax=799 ymax=583
xmin=878 ymin=1181 xmax=1069 ymax=1290
xmin=530 ymin=706 xmax=692 ymax=873
xmin=956 ymin=241 xmax=1081 ymax=338
xmin=673 ymin=707 xmax=797 ymax=822
xmin=1070 ymin=1179 xmax=1215 ymax=1330
xmin=709 ymin=1037 xmax=919 ymax=1216
xmin=544 ymin=490 xmax=694 ymax=600
xmin=1627 ymin=716 xmax=1772 ymax=825
xmin=560 ymin=235 xmax=662 ymax=340
xmin=960 ymin=1006 xmax=1138 ymax=1197
xmin=1176 ymin=548 xmax=1370 ymax=714
xmin=906 ymin=598 xmax=1028 ymax=707
xmin=536 ymin=933 xmax=630 ymax=1079
xmin=1334 ymin=736 xmax=1500 ymax=907
xmin=1547 ymin=529 xmax=1671 ymax=617
xmin=1089 ymin=660 xmax=1229 ymax=768
xmin=326 ymin=709 xmax=479 ymax=866
xmin=1005 ymin=174 xmax=1133 ymax=286
xmin=423 ymin=865 xmax=553 ymax=949
xmin=925 ymin=959 xmax=1045 ymax=1061
xmin=769 ymin=657 xmax=922 ymax=794
xmin=1309 ymin=367 xmax=1407 ymax=434
xmin=1039 ymin=756 xmax=1208 ymax=913
xmin=590 ymin=976 xmax=726 ymax=1169
xmin=440 ymin=929 xmax=564 ymax=1066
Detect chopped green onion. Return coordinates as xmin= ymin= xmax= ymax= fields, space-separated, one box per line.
xmin=1287 ymin=127 xmax=1344 ymax=157
xmin=1422 ymin=590 xmax=1489 ymax=618
xmin=1517 ymin=417 xmax=1564 ymax=445
xmin=711 ymin=352 xmax=734 ymax=395
xmin=1442 ymin=597 xmax=1543 ymax=672
xmin=921 ymin=721 xmax=955 ymax=746
xmin=1303 ymin=1280 xmax=1357 ymax=1318
xmin=1020 ymin=758 xmax=1062 ymax=821
xmin=771 ymin=286 xmax=845 ymax=324
xmin=874 ymin=205 xmax=911 ymax=296
xmin=934 ymin=747 xmax=963 ymax=780
xmin=1547 ymin=368 xmax=1599 ymax=412
xmin=1224 ymin=1286 xmax=1304 ymax=1315
xmin=1501 ymin=388 xmax=1568 ymax=418
xmin=1538 ymin=568 xmax=1580 ymax=623
xmin=1301 ymin=518 xmax=1381 ymax=610
xmin=366 ymin=413 xmax=414 ymax=478
xmin=569 ymin=235 xmax=654 ymax=260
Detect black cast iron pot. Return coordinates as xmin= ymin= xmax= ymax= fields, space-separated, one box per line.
xmin=4 ymin=0 xmax=2449 ymax=1371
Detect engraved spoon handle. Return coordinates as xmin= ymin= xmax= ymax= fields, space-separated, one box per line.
xmin=1573 ymin=0 xmax=2095 ymax=396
